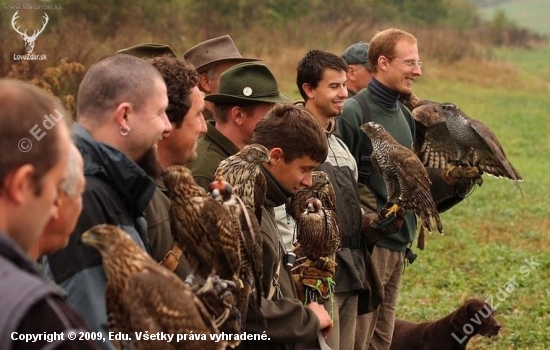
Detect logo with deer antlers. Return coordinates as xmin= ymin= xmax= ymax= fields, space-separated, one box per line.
xmin=11 ymin=11 xmax=49 ymax=54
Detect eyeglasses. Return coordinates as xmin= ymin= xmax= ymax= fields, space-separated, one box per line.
xmin=391 ymin=58 xmax=422 ymax=68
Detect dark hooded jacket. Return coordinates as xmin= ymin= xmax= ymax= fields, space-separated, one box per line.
xmin=43 ymin=123 xmax=156 ymax=350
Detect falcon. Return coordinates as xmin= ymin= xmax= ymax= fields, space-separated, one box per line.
xmin=209 ymin=174 xmax=264 ymax=331
xmin=296 ymin=197 xmax=340 ymax=262
xmin=292 ymin=197 xmax=339 ymax=307
xmin=215 ymin=143 xmax=270 ymax=223
xmin=424 ymin=103 xmax=523 ymax=192
xmin=287 ymin=170 xmax=336 ymax=221
xmin=360 ymin=122 xmax=443 ymax=234
xmin=163 ymin=165 xmax=241 ymax=286
xmin=81 ymin=224 xmax=225 ymax=350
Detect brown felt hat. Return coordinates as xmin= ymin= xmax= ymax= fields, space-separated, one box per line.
xmin=205 ymin=62 xmax=292 ymax=105
xmin=116 ymin=43 xmax=178 ymax=59
xmin=183 ymin=35 xmax=260 ymax=73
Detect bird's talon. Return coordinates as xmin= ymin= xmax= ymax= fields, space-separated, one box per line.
xmin=385 ymin=203 xmax=400 ymax=217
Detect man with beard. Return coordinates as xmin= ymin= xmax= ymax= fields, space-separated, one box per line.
xmin=43 ymin=54 xmax=172 ymax=350
xmin=116 ymin=44 xmax=208 ymax=280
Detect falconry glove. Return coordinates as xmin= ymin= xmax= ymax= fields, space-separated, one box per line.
xmin=441 ymin=165 xmax=484 ymax=196
xmin=362 ymin=206 xmax=406 ymax=246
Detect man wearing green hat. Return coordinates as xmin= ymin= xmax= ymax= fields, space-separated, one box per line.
xmin=186 ymin=61 xmax=292 ymax=192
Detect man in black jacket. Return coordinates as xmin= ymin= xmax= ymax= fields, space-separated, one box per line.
xmin=44 ymin=54 xmax=172 ymax=349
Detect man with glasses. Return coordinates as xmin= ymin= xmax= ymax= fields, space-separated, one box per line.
xmin=337 ymin=28 xmax=481 ymax=349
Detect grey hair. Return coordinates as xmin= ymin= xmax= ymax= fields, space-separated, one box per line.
xmin=59 ymin=146 xmax=83 ymax=197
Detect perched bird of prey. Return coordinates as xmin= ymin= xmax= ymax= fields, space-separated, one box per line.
xmin=287 ymin=170 xmax=336 ymax=221
xmin=215 ymin=144 xmax=270 ymax=224
xmin=360 ymin=122 xmax=443 ymax=234
xmin=296 ymin=197 xmax=340 ymax=262
xmin=163 ymin=165 xmax=241 ymax=286
xmin=81 ymin=224 xmax=225 ymax=350
xmin=292 ymin=197 xmax=339 ymax=308
xmin=425 ymin=103 xmax=523 ymax=190
xmin=209 ymin=174 xmax=264 ymax=331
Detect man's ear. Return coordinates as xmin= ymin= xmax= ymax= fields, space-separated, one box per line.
xmin=268 ymin=148 xmax=284 ymax=164
xmin=198 ymin=73 xmax=212 ymax=94
xmin=347 ymin=65 xmax=356 ymax=79
xmin=3 ymin=164 xmax=36 ymax=205
xmin=229 ymin=106 xmax=244 ymax=126
xmin=378 ymin=56 xmax=390 ymax=72
xmin=302 ymin=83 xmax=315 ymax=100
xmin=114 ymin=102 xmax=132 ymax=130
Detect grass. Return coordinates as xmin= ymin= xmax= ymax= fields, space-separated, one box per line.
xmin=390 ymin=47 xmax=550 ymax=349
xmin=477 ymin=0 xmax=550 ymax=37
xmin=273 ymin=42 xmax=550 ymax=347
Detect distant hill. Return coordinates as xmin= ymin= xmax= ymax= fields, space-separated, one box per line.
xmin=474 ymin=0 xmax=550 ymax=36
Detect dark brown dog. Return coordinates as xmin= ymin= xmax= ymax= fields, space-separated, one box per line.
xmin=390 ymin=298 xmax=501 ymax=350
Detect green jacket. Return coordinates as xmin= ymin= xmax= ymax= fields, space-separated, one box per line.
xmin=186 ymin=120 xmax=240 ymax=192
xmin=337 ymin=86 xmax=464 ymax=252
xmin=144 ymin=178 xmax=192 ymax=281
xmin=338 ymin=89 xmax=416 ymax=252
xmin=241 ymin=168 xmax=320 ymax=350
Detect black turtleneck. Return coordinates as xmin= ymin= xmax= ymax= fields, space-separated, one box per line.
xmin=368 ymin=78 xmax=400 ymax=109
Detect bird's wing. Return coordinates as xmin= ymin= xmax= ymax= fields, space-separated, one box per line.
xmin=254 ymin=169 xmax=267 ymax=223
xmin=127 ymin=269 xmax=224 ymax=350
xmin=420 ymin=119 xmax=459 ymax=168
xmin=202 ymin=199 xmax=241 ymax=280
xmin=468 ymin=119 xmax=523 ymax=181
xmin=389 ymin=145 xmax=442 ymax=233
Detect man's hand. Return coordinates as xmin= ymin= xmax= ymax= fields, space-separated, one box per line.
xmin=307 ymin=302 xmax=333 ymax=338
xmin=362 ymin=206 xmax=406 ymax=246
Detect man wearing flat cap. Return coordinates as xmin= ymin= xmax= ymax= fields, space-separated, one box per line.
xmin=341 ymin=41 xmax=372 ymax=96
xmin=186 ymin=61 xmax=291 ymax=192
xmin=184 ymin=35 xmax=261 ymax=120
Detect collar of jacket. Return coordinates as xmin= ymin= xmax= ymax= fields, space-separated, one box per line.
xmin=204 ymin=120 xmax=240 ymax=156
xmin=262 ymin=165 xmax=293 ymax=208
xmin=0 ymin=232 xmax=42 ymax=277
xmin=368 ymin=77 xmax=401 ymax=109
xmin=73 ymin=123 xmax=156 ymax=215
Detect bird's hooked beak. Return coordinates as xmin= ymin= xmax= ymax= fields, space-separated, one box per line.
xmin=81 ymin=229 xmax=100 ymax=247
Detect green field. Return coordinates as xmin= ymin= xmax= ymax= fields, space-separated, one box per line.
xmin=394 ymin=46 xmax=550 ymax=349
xmin=477 ymin=0 xmax=550 ymax=37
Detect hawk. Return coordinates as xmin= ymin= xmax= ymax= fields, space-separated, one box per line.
xmin=287 ymin=170 xmax=336 ymax=221
xmin=423 ymin=103 xmax=523 ymax=193
xmin=81 ymin=224 xmax=225 ymax=350
xmin=360 ymin=122 xmax=443 ymax=234
xmin=163 ymin=165 xmax=241 ymax=286
xmin=209 ymin=174 xmax=264 ymax=331
xmin=215 ymin=143 xmax=270 ymax=224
